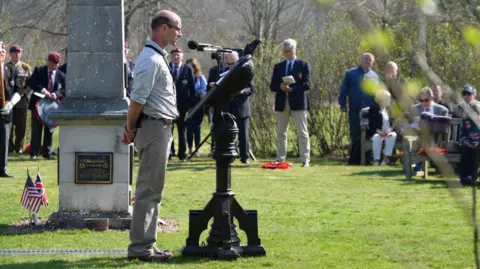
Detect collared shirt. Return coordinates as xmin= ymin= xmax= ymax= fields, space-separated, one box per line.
xmin=49 ymin=70 xmax=56 ymax=87
xmin=411 ymin=102 xmax=436 ymax=129
xmin=172 ymin=62 xmax=182 ymax=81
xmin=285 ymin=58 xmax=296 ymax=76
xmin=130 ymin=38 xmax=178 ymax=120
xmin=423 ymin=103 xmax=435 ymax=114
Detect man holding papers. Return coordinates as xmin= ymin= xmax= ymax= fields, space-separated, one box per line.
xmin=270 ymin=38 xmax=311 ymax=167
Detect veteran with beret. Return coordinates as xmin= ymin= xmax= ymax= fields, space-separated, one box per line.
xmin=0 ymin=43 xmax=26 ymax=177
xmin=4 ymin=45 xmax=32 ymax=155
xmin=169 ymin=46 xmax=195 ymax=161
xmin=27 ymin=52 xmax=66 ymax=160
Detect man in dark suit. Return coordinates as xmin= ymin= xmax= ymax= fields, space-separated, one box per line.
xmin=224 ymin=51 xmax=254 ymax=164
xmin=27 ymin=52 xmax=66 ymax=160
xmin=169 ymin=46 xmax=195 ymax=161
xmin=270 ymin=38 xmax=311 ymax=167
xmin=0 ymin=42 xmax=25 ymax=177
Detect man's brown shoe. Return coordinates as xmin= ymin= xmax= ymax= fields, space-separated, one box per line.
xmin=127 ymin=252 xmax=171 ymax=262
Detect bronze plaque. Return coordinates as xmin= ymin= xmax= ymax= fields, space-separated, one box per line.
xmin=75 ymin=152 xmax=113 ymax=184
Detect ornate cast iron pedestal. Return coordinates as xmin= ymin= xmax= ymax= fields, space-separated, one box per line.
xmin=181 ymin=112 xmax=266 ymax=260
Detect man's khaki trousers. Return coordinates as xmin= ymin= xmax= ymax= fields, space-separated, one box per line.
xmin=128 ymin=119 xmax=172 ymax=257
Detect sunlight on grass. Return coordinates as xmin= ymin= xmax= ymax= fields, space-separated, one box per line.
xmin=0 ymin=154 xmax=475 ymax=268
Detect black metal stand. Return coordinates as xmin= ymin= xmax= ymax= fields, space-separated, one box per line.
xmin=181 ymin=112 xmax=266 ymax=260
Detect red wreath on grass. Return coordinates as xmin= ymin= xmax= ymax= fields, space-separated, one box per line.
xmin=417 ymin=148 xmax=448 ymax=155
xmin=262 ymin=161 xmax=292 ymax=169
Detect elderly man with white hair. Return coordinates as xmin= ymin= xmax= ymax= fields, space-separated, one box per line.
xmin=339 ymin=52 xmax=379 ymax=165
xmin=270 ymin=38 xmax=311 ymax=167
xmin=367 ymin=89 xmax=397 ymax=165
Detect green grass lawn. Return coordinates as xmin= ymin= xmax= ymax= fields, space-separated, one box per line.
xmin=0 ymin=123 xmax=477 ymax=268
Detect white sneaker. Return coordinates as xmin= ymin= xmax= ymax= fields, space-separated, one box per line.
xmin=302 ymin=161 xmax=310 ymax=167
xmin=380 ymin=160 xmax=387 ymax=166
xmin=373 ymin=161 xmax=380 ymax=166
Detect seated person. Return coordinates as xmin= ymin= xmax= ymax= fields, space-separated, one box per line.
xmin=408 ymin=87 xmax=449 ymax=172
xmin=367 ymin=89 xmax=396 ymax=166
xmin=431 ymin=84 xmax=453 ymax=114
xmin=458 ymin=84 xmax=480 ymax=185
xmin=409 ymin=86 xmax=449 ymax=130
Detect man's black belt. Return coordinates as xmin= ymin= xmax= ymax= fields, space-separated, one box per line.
xmin=142 ymin=115 xmax=172 ymax=125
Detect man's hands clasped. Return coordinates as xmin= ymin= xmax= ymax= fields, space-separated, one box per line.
xmin=121 ymin=125 xmax=136 ymax=145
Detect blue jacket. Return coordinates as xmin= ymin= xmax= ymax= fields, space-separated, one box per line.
xmin=270 ymin=59 xmax=311 ymax=111
xmin=338 ymin=66 xmax=379 ymax=111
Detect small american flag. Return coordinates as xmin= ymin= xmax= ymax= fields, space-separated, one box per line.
xmin=35 ymin=172 xmax=48 ymax=207
xmin=20 ymin=171 xmax=44 ymax=213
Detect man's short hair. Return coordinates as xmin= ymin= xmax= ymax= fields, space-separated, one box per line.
xmin=418 ymin=87 xmax=434 ymax=100
xmin=151 ymin=13 xmax=173 ymax=31
xmin=386 ymin=61 xmax=398 ymax=70
xmin=281 ymin=38 xmax=297 ymax=50
xmin=363 ymin=52 xmax=374 ymax=60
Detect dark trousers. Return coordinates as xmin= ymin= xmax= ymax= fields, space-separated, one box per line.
xmin=187 ymin=121 xmax=201 ymax=150
xmin=9 ymin=107 xmax=27 ymax=153
xmin=460 ymin=145 xmax=480 ymax=180
xmin=175 ymin=111 xmax=188 ymax=160
xmin=30 ymin=114 xmax=53 ymax=158
xmin=348 ymin=110 xmax=361 ymax=165
xmin=170 ymin=124 xmax=176 ymax=156
xmin=0 ymin=119 xmax=12 ymax=172
xmin=236 ymin=116 xmax=250 ymax=161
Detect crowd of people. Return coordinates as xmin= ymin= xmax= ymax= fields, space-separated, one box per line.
xmin=338 ymin=52 xmax=480 ymax=185
xmin=0 ymin=43 xmax=66 ymax=178
xmin=1 ymin=7 xmax=478 ymax=262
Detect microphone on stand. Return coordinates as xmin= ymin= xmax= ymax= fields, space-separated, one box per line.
xmin=187 ymin=40 xmax=222 ymax=51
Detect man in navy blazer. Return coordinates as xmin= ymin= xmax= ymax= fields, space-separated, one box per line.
xmin=169 ymin=46 xmax=195 ymax=161
xmin=223 ymin=51 xmax=255 ymax=164
xmin=27 ymin=52 xmax=66 ymax=160
xmin=270 ymin=38 xmax=311 ymax=167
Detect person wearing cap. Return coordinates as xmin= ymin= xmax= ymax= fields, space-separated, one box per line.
xmin=124 ymin=42 xmax=135 ymax=98
xmin=27 ymin=52 xmax=66 ymax=160
xmin=4 ymin=45 xmax=32 ymax=155
xmin=457 ymin=84 xmax=480 ymax=185
xmin=0 ymin=42 xmax=21 ymax=177
xmin=169 ymin=45 xmax=195 ymax=161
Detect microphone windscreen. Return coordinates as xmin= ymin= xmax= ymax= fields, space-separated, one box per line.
xmin=188 ymin=40 xmax=199 ymax=50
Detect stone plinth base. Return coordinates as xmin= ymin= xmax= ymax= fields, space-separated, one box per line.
xmin=50 ymin=211 xmax=132 ymax=229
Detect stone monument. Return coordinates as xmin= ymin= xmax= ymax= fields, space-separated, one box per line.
xmin=50 ymin=0 xmax=132 ymax=228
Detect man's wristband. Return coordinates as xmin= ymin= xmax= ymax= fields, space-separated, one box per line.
xmin=124 ymin=124 xmax=136 ymax=133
